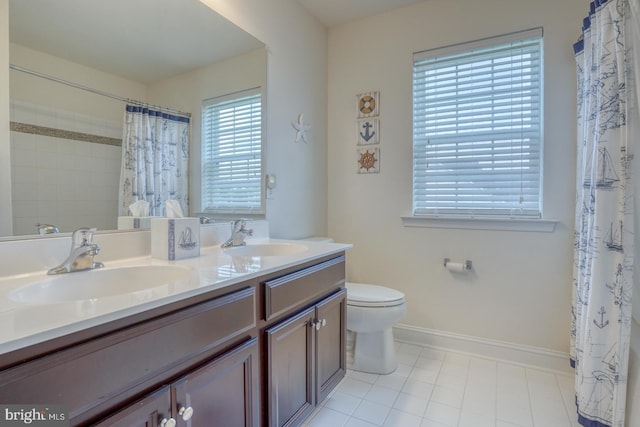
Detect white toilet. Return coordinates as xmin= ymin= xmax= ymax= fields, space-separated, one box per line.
xmin=346 ymin=282 xmax=406 ymax=374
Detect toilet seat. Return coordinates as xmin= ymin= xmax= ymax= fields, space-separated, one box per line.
xmin=346 ymin=282 xmax=405 ymax=308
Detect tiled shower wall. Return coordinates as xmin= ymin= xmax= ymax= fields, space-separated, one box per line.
xmin=9 ymin=100 xmax=122 ymax=236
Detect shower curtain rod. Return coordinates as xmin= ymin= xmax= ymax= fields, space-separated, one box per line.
xmin=9 ymin=64 xmax=191 ymax=118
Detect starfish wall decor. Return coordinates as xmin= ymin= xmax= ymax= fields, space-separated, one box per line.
xmin=291 ymin=113 xmax=311 ymax=143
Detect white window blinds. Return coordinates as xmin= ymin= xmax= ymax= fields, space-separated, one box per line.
xmin=412 ymin=28 xmax=543 ymax=218
xmin=201 ymin=89 xmax=263 ymax=214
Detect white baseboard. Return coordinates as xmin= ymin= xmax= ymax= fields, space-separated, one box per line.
xmin=393 ymin=323 xmax=573 ymax=374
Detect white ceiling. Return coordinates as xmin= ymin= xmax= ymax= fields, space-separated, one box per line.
xmin=9 ymin=0 xmax=264 ymax=84
xmin=295 ymin=0 xmax=427 ymax=27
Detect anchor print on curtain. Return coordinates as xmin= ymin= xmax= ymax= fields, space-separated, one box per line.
xmin=571 ymin=0 xmax=636 ymax=426
xmin=118 ymin=105 xmax=190 ymax=217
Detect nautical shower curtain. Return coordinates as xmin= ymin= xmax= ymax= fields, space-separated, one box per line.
xmin=118 ymin=105 xmax=190 ymax=216
xmin=571 ymin=0 xmax=638 ymax=426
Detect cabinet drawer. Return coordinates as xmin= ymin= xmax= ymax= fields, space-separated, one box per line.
xmin=264 ymin=256 xmax=345 ymax=321
xmin=0 ymin=287 xmax=256 ymax=425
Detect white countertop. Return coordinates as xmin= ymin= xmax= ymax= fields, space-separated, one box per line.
xmin=0 ymin=239 xmax=351 ymax=356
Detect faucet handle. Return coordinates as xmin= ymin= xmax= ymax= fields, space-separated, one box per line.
xmin=231 ymin=219 xmax=248 ymax=231
xmin=237 ymin=219 xmax=253 ymax=235
xmin=72 ymin=227 xmax=97 ymax=248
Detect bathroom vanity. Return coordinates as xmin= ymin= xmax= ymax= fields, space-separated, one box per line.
xmin=0 ymin=240 xmax=349 ymax=427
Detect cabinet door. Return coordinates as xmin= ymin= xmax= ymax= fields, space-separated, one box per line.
xmin=315 ymin=289 xmax=347 ymax=402
xmin=266 ymin=307 xmax=316 ymax=427
xmin=93 ymin=385 xmax=172 ymax=427
xmin=172 ymin=338 xmax=260 ymax=427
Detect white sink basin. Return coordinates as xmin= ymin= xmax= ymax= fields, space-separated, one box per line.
xmin=223 ymin=243 xmax=307 ymax=257
xmin=9 ymin=265 xmax=195 ymax=304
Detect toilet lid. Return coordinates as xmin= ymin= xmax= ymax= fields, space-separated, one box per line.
xmin=346 ymin=282 xmax=405 ymax=307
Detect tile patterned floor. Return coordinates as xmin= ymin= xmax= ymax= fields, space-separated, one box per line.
xmin=303 ymin=342 xmax=579 ymax=427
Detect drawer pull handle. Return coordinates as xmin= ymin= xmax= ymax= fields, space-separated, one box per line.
xmin=178 ymin=406 xmax=194 ymax=421
xmin=160 ymin=418 xmax=176 ymax=427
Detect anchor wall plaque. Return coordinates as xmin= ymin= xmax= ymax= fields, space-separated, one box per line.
xmin=357 ymin=119 xmax=379 ymax=145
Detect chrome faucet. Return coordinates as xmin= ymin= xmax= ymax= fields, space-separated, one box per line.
xmin=221 ymin=219 xmax=253 ymax=248
xmin=48 ymin=228 xmax=104 ymax=275
xmin=199 ymin=216 xmax=213 ymax=224
xmin=37 ymin=223 xmax=60 ymax=235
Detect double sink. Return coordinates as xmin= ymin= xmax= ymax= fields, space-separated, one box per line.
xmin=7 ymin=242 xmax=308 ymax=305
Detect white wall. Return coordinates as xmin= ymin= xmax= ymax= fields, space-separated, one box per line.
xmin=327 ymin=0 xmax=587 ymax=353
xmin=0 ymin=0 xmax=11 ymax=235
xmin=200 ymin=0 xmax=328 ymax=239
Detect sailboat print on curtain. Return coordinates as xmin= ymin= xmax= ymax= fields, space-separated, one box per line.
xmin=583 ymin=148 xmax=620 ymax=189
xmin=604 ymin=221 xmax=624 ymax=252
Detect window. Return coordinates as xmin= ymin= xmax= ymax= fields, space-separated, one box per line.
xmin=412 ymin=28 xmax=543 ymax=219
xmin=201 ymin=88 xmax=263 ymax=215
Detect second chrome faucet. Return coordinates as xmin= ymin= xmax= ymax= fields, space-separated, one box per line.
xmin=221 ymin=219 xmax=253 ymax=248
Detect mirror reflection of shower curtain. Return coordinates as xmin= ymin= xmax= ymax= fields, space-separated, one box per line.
xmin=118 ymin=105 xmax=190 ymax=216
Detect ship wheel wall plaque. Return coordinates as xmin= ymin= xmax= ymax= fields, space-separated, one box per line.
xmin=357 ymin=147 xmax=380 ymax=174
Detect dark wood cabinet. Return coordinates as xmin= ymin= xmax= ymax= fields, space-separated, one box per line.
xmin=0 ymin=287 xmax=256 ymax=425
xmin=265 ymin=288 xmax=346 ymax=427
xmin=0 ymin=252 xmax=347 ymax=427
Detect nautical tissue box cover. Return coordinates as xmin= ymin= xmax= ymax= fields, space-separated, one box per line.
xmin=151 ymin=218 xmax=200 ymax=260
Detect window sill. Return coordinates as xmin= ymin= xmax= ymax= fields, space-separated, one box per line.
xmin=194 ymin=211 xmax=266 ymax=221
xmin=401 ymin=216 xmax=558 ymax=232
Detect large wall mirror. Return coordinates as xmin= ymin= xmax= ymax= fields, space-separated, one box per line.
xmin=6 ymin=0 xmax=266 ymax=240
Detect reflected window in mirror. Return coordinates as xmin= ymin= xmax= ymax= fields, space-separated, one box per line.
xmin=201 ymin=88 xmax=264 ymax=216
